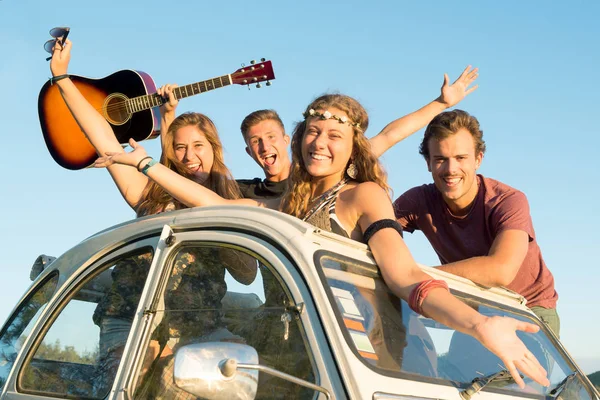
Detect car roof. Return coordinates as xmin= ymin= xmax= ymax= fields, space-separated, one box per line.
xmin=36 ymin=205 xmax=529 ymax=310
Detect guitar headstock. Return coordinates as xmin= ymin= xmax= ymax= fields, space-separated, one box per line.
xmin=231 ymin=59 xmax=275 ymax=88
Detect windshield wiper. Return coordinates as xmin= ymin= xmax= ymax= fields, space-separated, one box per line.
xmin=549 ymin=371 xmax=578 ymax=398
xmin=460 ymin=369 xmax=517 ymax=400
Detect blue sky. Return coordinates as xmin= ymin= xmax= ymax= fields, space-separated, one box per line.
xmin=1 ymin=0 xmax=599 ymax=374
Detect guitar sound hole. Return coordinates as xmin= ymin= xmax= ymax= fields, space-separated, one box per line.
xmin=103 ymin=93 xmax=131 ymax=126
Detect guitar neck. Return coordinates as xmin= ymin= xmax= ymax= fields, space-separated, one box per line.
xmin=127 ymin=74 xmax=233 ymax=112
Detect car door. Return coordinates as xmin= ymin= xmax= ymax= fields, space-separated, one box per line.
xmin=0 ymin=234 xmax=162 ymax=400
xmin=116 ymin=227 xmax=347 ymax=400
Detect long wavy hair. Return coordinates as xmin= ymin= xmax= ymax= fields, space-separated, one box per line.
xmin=282 ymin=94 xmax=390 ymax=218
xmin=136 ymin=112 xmax=241 ymax=217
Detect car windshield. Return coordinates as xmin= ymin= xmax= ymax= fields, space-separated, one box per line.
xmin=316 ymin=251 xmax=595 ymax=399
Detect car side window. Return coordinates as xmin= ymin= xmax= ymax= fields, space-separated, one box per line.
xmin=134 ymin=243 xmax=316 ymax=399
xmin=18 ymin=247 xmax=154 ymax=399
xmin=0 ymin=273 xmax=59 ymax=391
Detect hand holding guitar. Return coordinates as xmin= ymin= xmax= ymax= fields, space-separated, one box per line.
xmin=157 ymin=83 xmax=179 ymax=149
xmin=158 ymin=84 xmax=179 ymax=114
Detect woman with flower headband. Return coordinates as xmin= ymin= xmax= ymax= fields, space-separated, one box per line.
xmin=96 ymin=93 xmax=550 ymax=388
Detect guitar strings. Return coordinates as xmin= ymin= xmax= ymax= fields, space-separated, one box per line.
xmin=96 ymin=78 xmax=232 ymax=116
xmin=97 ymin=93 xmax=164 ymax=115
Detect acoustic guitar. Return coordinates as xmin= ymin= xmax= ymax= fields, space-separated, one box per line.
xmin=38 ymin=60 xmax=275 ymax=170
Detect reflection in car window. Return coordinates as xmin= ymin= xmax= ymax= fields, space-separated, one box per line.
xmin=0 ymin=273 xmax=58 ymax=391
xmin=135 ymin=244 xmax=316 ymax=400
xmin=19 ymin=248 xmax=153 ymax=399
xmin=317 ymin=252 xmax=595 ymax=399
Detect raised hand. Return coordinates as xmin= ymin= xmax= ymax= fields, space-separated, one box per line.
xmin=438 ymin=65 xmax=479 ymax=108
xmin=94 ymin=138 xmax=150 ymax=170
xmin=157 ymin=83 xmax=179 ymax=115
xmin=473 ymin=315 xmax=549 ymax=389
xmin=50 ymin=38 xmax=72 ymax=77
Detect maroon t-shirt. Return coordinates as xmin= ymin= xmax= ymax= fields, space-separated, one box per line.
xmin=393 ymin=175 xmax=557 ymax=309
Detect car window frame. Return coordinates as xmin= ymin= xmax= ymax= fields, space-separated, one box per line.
xmin=8 ymin=236 xmax=160 ymax=399
xmin=312 ymin=249 xmax=597 ymax=399
xmin=0 ymin=271 xmax=60 ymax=396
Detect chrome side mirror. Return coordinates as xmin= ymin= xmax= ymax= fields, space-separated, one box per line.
xmin=30 ymin=254 xmax=56 ymax=281
xmin=174 ymin=342 xmax=259 ymax=400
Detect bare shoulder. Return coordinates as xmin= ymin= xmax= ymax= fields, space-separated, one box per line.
xmin=340 ymin=181 xmax=393 ymax=217
xmin=344 ymin=181 xmax=390 ymax=202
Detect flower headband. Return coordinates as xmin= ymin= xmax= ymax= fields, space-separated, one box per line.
xmin=302 ymin=109 xmax=361 ymax=128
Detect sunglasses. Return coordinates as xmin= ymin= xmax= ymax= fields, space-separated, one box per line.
xmin=44 ymin=27 xmax=70 ymax=61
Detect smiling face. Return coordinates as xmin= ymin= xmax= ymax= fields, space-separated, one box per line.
xmin=301 ymin=108 xmax=354 ymax=189
xmin=173 ymin=125 xmax=215 ymax=183
xmin=427 ymin=128 xmax=483 ymax=214
xmin=244 ymin=119 xmax=291 ymax=182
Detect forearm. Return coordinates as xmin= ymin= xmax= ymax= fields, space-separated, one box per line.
xmin=370 ymin=233 xmax=487 ymax=337
xmin=144 ymin=163 xmax=229 ymax=207
xmin=436 ymin=256 xmax=513 ymax=287
xmin=160 ymin=110 xmax=176 ymax=150
xmin=420 ymin=287 xmax=488 ymax=335
xmin=142 ymin=162 xmax=262 ymax=208
xmin=55 ymin=78 xmax=124 ymax=155
xmin=56 ymin=78 xmax=147 ymax=208
xmin=370 ymin=98 xmax=447 ymax=157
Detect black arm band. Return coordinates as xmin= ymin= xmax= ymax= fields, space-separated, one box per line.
xmin=363 ymin=219 xmax=403 ymax=243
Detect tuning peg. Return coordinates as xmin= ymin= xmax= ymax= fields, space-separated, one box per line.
xmin=266 ymin=81 xmax=271 ymax=86
xmin=260 ymin=58 xmax=266 ymax=62
xmin=256 ymin=83 xmax=262 ymax=88
xmin=250 ymin=60 xmax=256 ymax=65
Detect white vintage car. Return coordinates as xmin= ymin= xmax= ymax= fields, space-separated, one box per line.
xmin=0 ymin=206 xmax=597 ymax=399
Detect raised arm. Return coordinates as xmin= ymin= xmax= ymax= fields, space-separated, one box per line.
xmin=349 ymin=183 xmax=548 ymax=388
xmin=49 ymin=39 xmax=148 ymax=210
xmin=95 ymin=139 xmax=278 ymax=209
xmin=156 ymin=83 xmax=179 ymax=150
xmin=369 ymin=66 xmax=478 ymax=157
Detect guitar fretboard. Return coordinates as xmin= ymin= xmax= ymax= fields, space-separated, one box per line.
xmin=127 ymin=74 xmax=232 ymax=113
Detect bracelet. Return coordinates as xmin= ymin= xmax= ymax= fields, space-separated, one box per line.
xmin=49 ymin=74 xmax=70 ymax=85
xmin=141 ymin=159 xmax=158 ymax=176
xmin=136 ymin=156 xmax=153 ymax=172
xmin=408 ymin=279 xmax=449 ymax=317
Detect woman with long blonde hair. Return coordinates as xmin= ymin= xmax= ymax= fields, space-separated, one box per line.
xmin=135 ymin=112 xmax=241 ymax=216
xmin=97 ymin=93 xmax=550 ymax=389
xmin=49 ymin=39 xmax=241 ymax=218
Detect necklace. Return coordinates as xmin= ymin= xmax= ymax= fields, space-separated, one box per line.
xmin=302 ymin=179 xmax=348 ymax=221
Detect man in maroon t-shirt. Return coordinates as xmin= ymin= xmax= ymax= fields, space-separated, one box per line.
xmin=393 ymin=110 xmax=559 ymax=336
